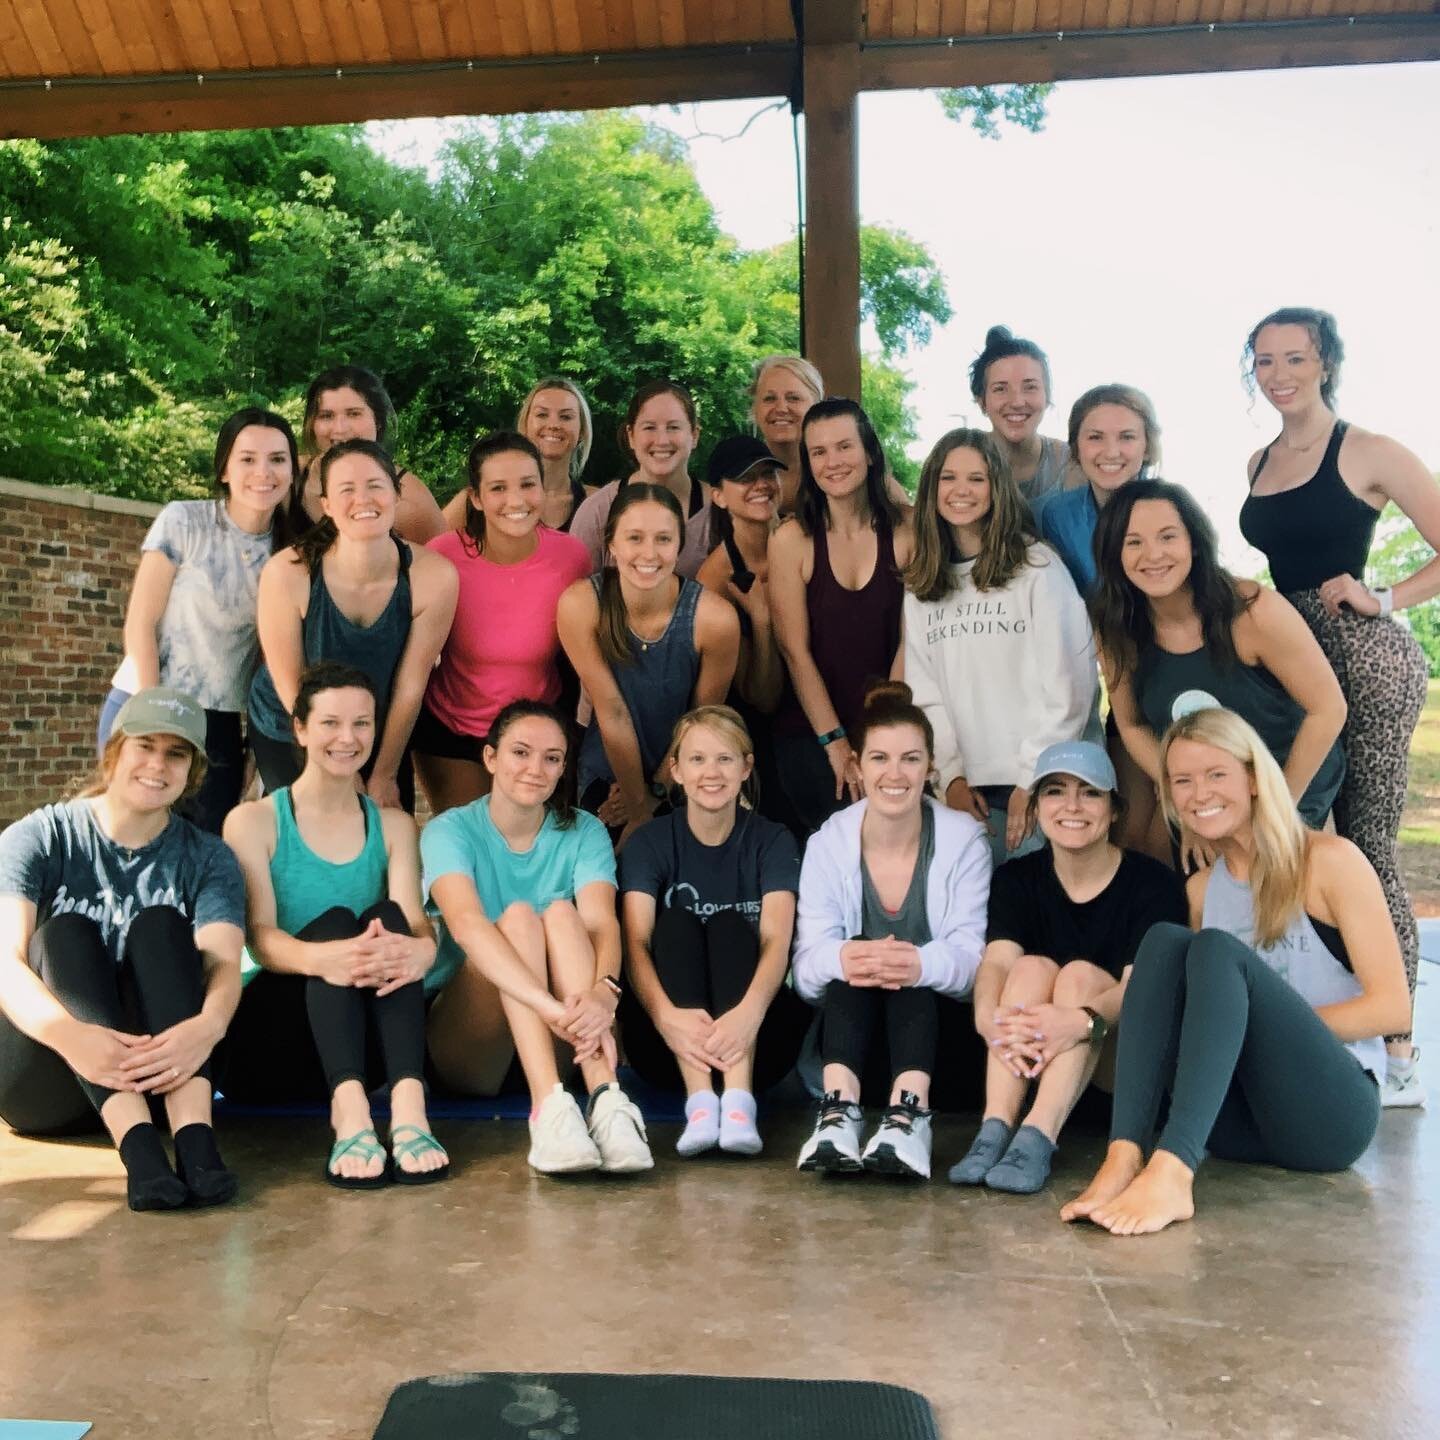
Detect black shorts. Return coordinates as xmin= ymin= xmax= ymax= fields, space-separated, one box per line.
xmin=410 ymin=700 xmax=486 ymax=763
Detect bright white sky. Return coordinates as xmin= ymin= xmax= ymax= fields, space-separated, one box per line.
xmin=368 ymin=58 xmax=1439 ymax=573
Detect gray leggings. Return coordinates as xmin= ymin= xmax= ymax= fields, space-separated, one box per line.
xmin=1112 ymin=923 xmax=1379 ymax=1173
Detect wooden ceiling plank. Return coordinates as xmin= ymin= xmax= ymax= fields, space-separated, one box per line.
xmin=319 ymin=0 xmax=367 ymax=61
xmin=287 ymin=0 xmax=341 ymax=66
xmin=136 ymin=0 xmax=193 ymax=69
xmin=655 ymin=0 xmax=686 ymax=45
xmin=523 ymin=0 xmax=557 ymax=51
xmin=1103 ymin=0 xmax=1133 ymax=30
xmin=628 ymin=0 xmax=662 ymax=49
xmin=463 ymin=0 xmax=505 ymax=55
xmin=891 ymin=0 xmax=921 ymax=40
xmin=189 ymin=0 xmax=251 ymax=67
xmin=432 ymin=0 xmax=474 ymax=53
xmin=10 ymin=0 xmax=72 ymax=75
xmin=989 ymin=0 xmax=1016 ymax=37
xmin=490 ymin=0 xmax=533 ymax=55
xmin=1128 ymin=0 xmax=1157 ymax=26
xmin=711 ymin=0 xmax=741 ymax=46
xmin=373 ymin=0 xmax=423 ymax=60
xmin=1035 ymin=0 xmax=1062 ymax=31
xmin=163 ymin=0 xmax=223 ymax=69
xmin=102 ymin=0 xmax=165 ymax=72
xmin=346 ymin=0 xmax=393 ymax=63
xmin=1012 ymin=0 xmax=1039 ymax=36
xmin=227 ymin=0 xmax=279 ymax=66
xmin=914 ymin=0 xmax=944 ymax=37
xmin=961 ymin=0 xmax=987 ymax=40
xmin=938 ymin=0 xmax=968 ymax=30
xmin=762 ymin=0 xmax=795 ymax=38
xmin=0 ymin=2 xmax=43 ymax=78
xmin=682 ymin=0 xmax=713 ymax=46
xmin=604 ymin=0 xmax=639 ymax=48
xmin=1081 ymin=0 xmax=1110 ymax=30
xmin=734 ymin=0 xmax=768 ymax=43
xmin=405 ymin=0 xmax=449 ymax=57
xmin=1148 ymin=0 xmax=1180 ymax=24
xmin=28 ymin=0 xmax=104 ymax=73
xmin=868 ymin=0 xmax=895 ymax=39
xmin=1172 ymin=0 xmax=1202 ymax=23
xmin=264 ymin=0 xmax=322 ymax=67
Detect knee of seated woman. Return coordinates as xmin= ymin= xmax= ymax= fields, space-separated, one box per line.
xmin=125 ymin=904 xmax=193 ymax=946
xmin=539 ymin=898 xmax=580 ymax=925
xmin=496 ymin=900 xmax=542 ymax=930
xmin=1051 ymin=958 xmax=1111 ymax=1004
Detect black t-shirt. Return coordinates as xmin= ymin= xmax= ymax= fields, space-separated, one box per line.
xmin=619 ymin=807 xmax=799 ymax=928
xmin=986 ymin=848 xmax=1185 ymax=980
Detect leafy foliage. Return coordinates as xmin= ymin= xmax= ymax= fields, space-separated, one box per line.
xmin=0 ymin=114 xmax=951 ymax=501
xmin=938 ymin=84 xmax=1053 ymax=140
xmin=1370 ymin=502 xmax=1440 ymax=676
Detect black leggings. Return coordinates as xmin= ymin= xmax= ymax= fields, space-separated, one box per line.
xmin=0 ymin=908 xmax=208 ymax=1136
xmin=619 ymin=907 xmax=811 ymax=1095
xmin=1111 ymin=923 xmax=1381 ymax=1172
xmin=216 ymin=902 xmax=425 ymax=1102
xmin=249 ymin=727 xmax=416 ymax=816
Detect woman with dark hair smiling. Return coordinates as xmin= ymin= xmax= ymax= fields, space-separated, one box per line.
xmin=1091 ymin=479 xmax=1347 ymax=862
xmin=248 ymin=439 xmax=458 ymax=814
xmin=103 ymin=407 xmax=298 ymax=833
xmin=1238 ymin=306 xmax=1440 ymax=1106
xmin=297 ymin=364 xmax=447 ymax=544
xmin=0 ymin=689 xmax=245 ymax=1211
xmin=768 ymin=398 xmax=914 ymax=833
xmin=415 ymin=431 xmax=589 ymax=815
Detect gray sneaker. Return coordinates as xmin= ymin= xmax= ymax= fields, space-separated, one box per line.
xmin=861 ymin=1099 xmax=933 ymax=1180
xmin=1381 ymin=1047 xmax=1426 ymax=1110
xmin=797 ymin=1093 xmax=865 ymax=1173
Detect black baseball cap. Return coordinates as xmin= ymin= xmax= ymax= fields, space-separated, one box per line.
xmin=705 ymin=435 xmax=787 ymax=486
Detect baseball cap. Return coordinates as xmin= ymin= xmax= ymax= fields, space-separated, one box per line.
xmin=1171 ymin=689 xmax=1222 ymax=723
xmin=1032 ymin=739 xmax=1117 ymax=793
xmin=112 ymin=688 xmax=207 ymax=752
xmin=705 ymin=435 xmax=786 ymax=486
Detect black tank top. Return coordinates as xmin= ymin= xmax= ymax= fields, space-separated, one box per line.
xmin=1238 ymin=421 xmax=1381 ymax=593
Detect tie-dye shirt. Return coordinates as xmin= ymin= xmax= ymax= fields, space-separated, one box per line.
xmin=112 ymin=499 xmax=273 ymax=712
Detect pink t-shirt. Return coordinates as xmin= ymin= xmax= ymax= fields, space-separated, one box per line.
xmin=424 ymin=526 xmax=590 ymax=738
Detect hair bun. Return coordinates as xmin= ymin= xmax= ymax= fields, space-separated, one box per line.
xmin=984 ymin=325 xmax=1013 ymax=347
xmin=862 ymin=678 xmax=914 ymax=711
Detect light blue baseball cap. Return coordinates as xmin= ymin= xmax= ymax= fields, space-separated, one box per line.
xmin=1032 ymin=739 xmax=1117 ymax=793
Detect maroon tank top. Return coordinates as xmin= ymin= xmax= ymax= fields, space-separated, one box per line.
xmin=778 ymin=518 xmax=903 ymax=737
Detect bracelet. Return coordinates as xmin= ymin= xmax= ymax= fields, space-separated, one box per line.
xmin=815 ymin=726 xmax=847 ymax=747
xmin=1372 ymin=586 xmax=1394 ymax=618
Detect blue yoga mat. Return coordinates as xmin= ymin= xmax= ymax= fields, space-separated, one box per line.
xmin=0 ymin=1424 xmax=91 ymax=1438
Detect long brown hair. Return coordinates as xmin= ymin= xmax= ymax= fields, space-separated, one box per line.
xmin=461 ymin=430 xmax=544 ymax=557
xmin=904 ymin=427 xmax=1036 ymax=602
xmin=290 ymin=439 xmax=402 ymax=576
xmin=596 ymin=483 xmax=687 ymax=668
xmin=486 ymin=699 xmax=577 ymax=829
xmin=795 ymin=398 xmax=901 ymax=538
xmin=79 ymin=732 xmax=207 ymax=801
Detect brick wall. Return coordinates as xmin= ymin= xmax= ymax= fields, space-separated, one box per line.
xmin=0 ymin=478 xmax=159 ymax=828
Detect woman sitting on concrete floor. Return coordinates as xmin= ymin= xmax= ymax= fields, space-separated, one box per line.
xmin=0 ymin=689 xmax=245 ymax=1211
xmin=793 ymin=681 xmax=992 ymax=1181
xmin=1063 ymin=706 xmax=1409 ymax=1236
xmin=619 ymin=705 xmax=812 ymax=1157
xmin=221 ymin=662 xmax=448 ymax=1189
xmin=949 ymin=739 xmax=1185 ymax=1195
xmin=421 ymin=699 xmax=654 ymax=1176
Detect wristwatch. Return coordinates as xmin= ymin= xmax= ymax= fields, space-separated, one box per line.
xmin=599 ymin=975 xmax=622 ymax=999
xmin=1081 ymin=1006 xmax=1109 ymax=1046
xmin=1371 ymin=586 xmax=1394 ymax=618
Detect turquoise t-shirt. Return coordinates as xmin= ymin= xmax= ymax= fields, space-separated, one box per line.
xmin=420 ymin=798 xmax=616 ymax=992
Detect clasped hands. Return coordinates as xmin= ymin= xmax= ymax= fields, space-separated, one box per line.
xmin=985 ymin=1002 xmax=1092 ymax=1079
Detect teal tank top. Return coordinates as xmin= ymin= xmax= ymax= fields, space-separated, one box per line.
xmin=271 ymin=786 xmax=389 ymax=935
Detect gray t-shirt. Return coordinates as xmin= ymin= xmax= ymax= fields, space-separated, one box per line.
xmin=0 ymin=799 xmax=246 ymax=964
xmin=860 ymin=804 xmax=935 ymax=947
xmin=112 ymin=499 xmax=273 ymax=711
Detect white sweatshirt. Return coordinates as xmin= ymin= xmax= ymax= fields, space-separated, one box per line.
xmin=904 ymin=543 xmax=1097 ymax=793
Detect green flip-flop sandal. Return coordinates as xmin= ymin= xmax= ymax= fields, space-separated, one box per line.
xmin=325 ymin=1127 xmax=389 ymax=1190
xmin=389 ymin=1124 xmax=451 ymax=1186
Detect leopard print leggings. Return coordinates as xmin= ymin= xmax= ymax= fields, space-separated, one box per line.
xmin=1289 ymin=589 xmax=1428 ymax=1039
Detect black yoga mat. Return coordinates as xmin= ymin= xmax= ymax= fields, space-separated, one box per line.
xmin=373 ymin=1372 xmax=939 ymax=1440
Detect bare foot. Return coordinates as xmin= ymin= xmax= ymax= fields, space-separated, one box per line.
xmin=1090 ymin=1150 xmax=1195 ymax=1236
xmin=1061 ymin=1140 xmax=1144 ymax=1223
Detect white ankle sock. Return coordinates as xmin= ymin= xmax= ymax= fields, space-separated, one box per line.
xmin=677 ymin=1092 xmax=721 ymax=1156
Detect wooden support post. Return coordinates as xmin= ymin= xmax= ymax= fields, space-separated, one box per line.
xmin=801 ymin=3 xmax=862 ymax=402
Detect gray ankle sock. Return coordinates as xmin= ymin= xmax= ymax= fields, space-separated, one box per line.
xmin=948 ymin=1116 xmax=1013 ymax=1185
xmin=983 ymin=1124 xmax=1056 ymax=1194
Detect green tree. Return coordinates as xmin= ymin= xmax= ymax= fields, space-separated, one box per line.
xmin=939 ymin=84 xmax=1054 ymax=139
xmin=1369 ymin=501 xmax=1440 ymax=677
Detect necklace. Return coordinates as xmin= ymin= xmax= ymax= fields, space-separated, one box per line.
xmin=1279 ymin=419 xmax=1333 ymax=454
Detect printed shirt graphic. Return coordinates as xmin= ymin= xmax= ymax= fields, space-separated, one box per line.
xmin=619 ymin=808 xmax=799 ymax=927
xmin=112 ymin=500 xmax=273 ymax=711
xmin=0 ymin=799 xmax=246 ymax=964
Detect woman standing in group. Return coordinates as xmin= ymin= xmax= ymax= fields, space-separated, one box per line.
xmin=297 ymin=365 xmax=447 ymax=545
xmin=415 ymin=432 xmax=590 ymax=815
xmin=1239 ymin=306 xmax=1439 ymax=1106
xmin=222 ymin=663 xmax=447 ymax=1187
xmin=903 ymin=428 xmax=1096 ymax=868
xmin=749 ymin=354 xmax=824 ymax=518
xmin=620 ymin=705 xmax=811 ymax=1156
xmin=793 ymin=682 xmax=991 ymax=1180
xmin=769 ymin=399 xmax=913 ymax=834
xmin=558 ymin=484 xmax=739 ymax=845
xmin=442 ymin=377 xmax=595 ymax=534
xmin=1094 ymin=480 xmax=1347 ymax=852
xmin=422 ymin=700 xmax=653 ymax=1175
xmin=1040 ymin=384 xmax=1161 ymax=596
xmin=968 ymin=326 xmax=1082 ymax=515
xmin=1064 ymin=708 xmax=1408 ymax=1235
xmin=248 ymin=439 xmax=458 ymax=814
xmin=0 ymin=690 xmax=245 ymax=1211
xmin=950 ymin=741 xmax=1184 ymax=1195
xmin=104 ymin=408 xmax=297 ymax=833
xmin=570 ymin=380 xmax=717 ymax=578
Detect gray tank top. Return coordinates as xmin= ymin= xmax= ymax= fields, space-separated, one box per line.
xmin=860 ymin=803 xmax=935 ymax=947
xmin=1136 ymin=641 xmax=1345 ymax=827
xmin=578 ymin=574 xmax=703 ymax=792
xmin=248 ymin=539 xmax=414 ymax=742
xmin=1201 ymin=856 xmax=1385 ymax=1079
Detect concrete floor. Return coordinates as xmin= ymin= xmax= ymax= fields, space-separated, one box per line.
xmin=3 ymin=962 xmax=1437 ymax=1440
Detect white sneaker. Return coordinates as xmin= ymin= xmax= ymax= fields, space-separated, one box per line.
xmin=586 ymin=1085 xmax=655 ymax=1173
xmin=796 ymin=1093 xmax=864 ymax=1173
xmin=861 ymin=1099 xmax=933 ymax=1180
xmin=1381 ymin=1047 xmax=1426 ymax=1110
xmin=528 ymin=1084 xmax=602 ymax=1174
